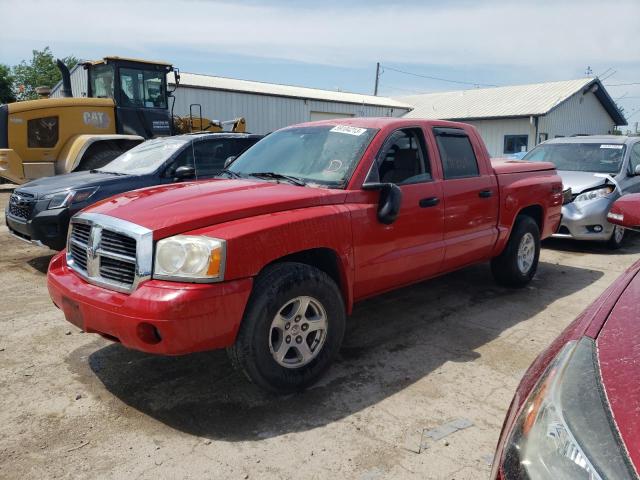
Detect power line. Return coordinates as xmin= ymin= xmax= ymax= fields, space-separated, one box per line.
xmin=605 ymin=82 xmax=640 ymax=87
xmin=382 ymin=65 xmax=499 ymax=88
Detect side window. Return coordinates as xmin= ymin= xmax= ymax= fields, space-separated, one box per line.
xmin=370 ymin=128 xmax=431 ymax=185
xmin=434 ymin=129 xmax=480 ymax=179
xmin=167 ymin=147 xmax=194 ymax=176
xmin=630 ymin=143 xmax=640 ymax=174
xmin=193 ymin=140 xmax=231 ymax=176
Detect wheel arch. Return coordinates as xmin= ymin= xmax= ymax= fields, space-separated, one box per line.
xmin=58 ymin=134 xmax=144 ymax=173
xmin=259 ymin=247 xmax=353 ymax=314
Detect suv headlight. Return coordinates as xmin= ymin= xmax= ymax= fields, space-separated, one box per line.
xmin=574 ymin=185 xmax=614 ymax=203
xmin=43 ymin=187 xmax=99 ymax=209
xmin=153 ymin=235 xmax=225 ymax=282
xmin=497 ymin=338 xmax=635 ymax=479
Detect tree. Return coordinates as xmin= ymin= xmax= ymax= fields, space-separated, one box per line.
xmin=12 ymin=47 xmax=79 ymax=101
xmin=0 ymin=64 xmax=16 ymax=104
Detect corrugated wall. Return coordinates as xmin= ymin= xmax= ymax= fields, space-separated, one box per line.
xmin=463 ymin=118 xmax=534 ymax=157
xmin=50 ymin=65 xmax=88 ymax=98
xmin=538 ymin=90 xmax=616 ymax=138
xmin=171 ymin=87 xmax=406 ymax=134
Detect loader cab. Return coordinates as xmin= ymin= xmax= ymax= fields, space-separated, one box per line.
xmin=86 ymin=57 xmax=174 ymax=139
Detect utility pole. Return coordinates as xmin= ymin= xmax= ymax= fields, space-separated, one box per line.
xmin=374 ymin=62 xmax=380 ymax=96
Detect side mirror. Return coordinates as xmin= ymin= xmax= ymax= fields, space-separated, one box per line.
xmin=174 ymin=165 xmax=195 ymax=180
xmin=224 ymin=156 xmax=237 ymax=169
xmin=634 ymin=165 xmax=640 ymax=176
xmin=362 ymin=182 xmax=403 ymax=225
xmin=608 ymin=194 xmax=640 ymax=229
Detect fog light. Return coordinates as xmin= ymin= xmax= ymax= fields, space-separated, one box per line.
xmin=593 ymin=225 xmax=603 ymax=233
xmin=136 ymin=322 xmax=162 ymax=344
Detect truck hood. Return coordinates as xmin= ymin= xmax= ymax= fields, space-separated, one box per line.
xmin=86 ymin=179 xmax=347 ymax=239
xmin=596 ymin=268 xmax=640 ymax=472
xmin=491 ymin=159 xmax=556 ymax=175
xmin=557 ymin=170 xmax=608 ymax=194
xmin=17 ymin=170 xmax=132 ymax=198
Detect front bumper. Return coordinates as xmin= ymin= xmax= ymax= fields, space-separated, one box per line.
xmin=47 ymin=252 xmax=253 ymax=355
xmin=553 ymin=196 xmax=616 ymax=241
xmin=5 ymin=206 xmax=71 ymax=250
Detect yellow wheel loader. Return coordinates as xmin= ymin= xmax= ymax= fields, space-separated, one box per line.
xmin=0 ymin=56 xmax=246 ymax=184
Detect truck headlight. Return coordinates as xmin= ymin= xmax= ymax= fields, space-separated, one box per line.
xmin=153 ymin=235 xmax=225 ymax=282
xmin=498 ymin=338 xmax=635 ymax=479
xmin=44 ymin=187 xmax=99 ymax=209
xmin=574 ymin=185 xmax=614 ymax=203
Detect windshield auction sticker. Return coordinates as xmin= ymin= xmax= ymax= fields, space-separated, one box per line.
xmin=600 ymin=144 xmax=624 ymax=149
xmin=330 ymin=125 xmax=367 ymax=136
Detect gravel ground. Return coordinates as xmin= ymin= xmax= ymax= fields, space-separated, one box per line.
xmin=1 ymin=189 xmax=639 ymax=480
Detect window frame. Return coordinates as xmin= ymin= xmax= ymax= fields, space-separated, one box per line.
xmin=628 ymin=142 xmax=640 ymax=175
xmin=365 ymin=126 xmax=433 ymax=186
xmin=433 ymin=127 xmax=480 ymax=180
xmin=117 ymin=66 xmax=168 ymax=110
xmin=503 ymin=134 xmax=529 ymax=154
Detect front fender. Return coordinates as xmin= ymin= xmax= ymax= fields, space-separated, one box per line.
xmin=58 ymin=134 xmax=144 ymax=173
xmin=184 ymin=205 xmax=355 ymax=312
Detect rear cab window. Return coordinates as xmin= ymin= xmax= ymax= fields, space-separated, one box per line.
xmin=433 ymin=127 xmax=480 ymax=179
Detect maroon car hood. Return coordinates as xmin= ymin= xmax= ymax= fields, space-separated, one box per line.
xmin=85 ymin=179 xmax=347 ymax=239
xmin=597 ymin=272 xmax=640 ymax=472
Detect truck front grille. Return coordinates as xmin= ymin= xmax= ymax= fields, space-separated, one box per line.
xmin=66 ymin=214 xmax=153 ymax=294
xmin=8 ymin=191 xmax=36 ymax=220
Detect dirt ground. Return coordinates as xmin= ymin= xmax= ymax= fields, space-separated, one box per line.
xmin=1 ymin=188 xmax=639 ymax=480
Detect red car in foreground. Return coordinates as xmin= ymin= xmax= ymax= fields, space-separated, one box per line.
xmin=492 ymin=195 xmax=640 ymax=479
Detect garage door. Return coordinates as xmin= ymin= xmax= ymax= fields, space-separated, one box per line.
xmin=309 ymin=111 xmax=355 ymax=122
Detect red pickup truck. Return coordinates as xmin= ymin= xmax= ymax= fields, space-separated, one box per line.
xmin=48 ymin=118 xmax=562 ymax=393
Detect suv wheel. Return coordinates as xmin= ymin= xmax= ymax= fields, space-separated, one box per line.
xmin=227 ymin=262 xmax=346 ymax=393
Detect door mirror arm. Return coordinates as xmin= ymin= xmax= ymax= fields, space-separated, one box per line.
xmin=362 ymin=182 xmax=403 ymax=225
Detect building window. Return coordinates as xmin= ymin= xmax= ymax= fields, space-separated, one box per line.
xmin=504 ymin=135 xmax=528 ymax=154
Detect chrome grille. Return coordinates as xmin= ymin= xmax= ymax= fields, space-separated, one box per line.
xmin=66 ymin=213 xmax=153 ymax=294
xmin=101 ymin=230 xmax=137 ymax=258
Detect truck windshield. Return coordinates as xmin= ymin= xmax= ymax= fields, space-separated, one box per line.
xmin=523 ymin=143 xmax=626 ymax=174
xmin=228 ymin=125 xmax=378 ymax=187
xmin=98 ymin=137 xmax=188 ymax=175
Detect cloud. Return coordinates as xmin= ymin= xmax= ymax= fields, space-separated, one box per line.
xmin=2 ymin=0 xmax=639 ymax=68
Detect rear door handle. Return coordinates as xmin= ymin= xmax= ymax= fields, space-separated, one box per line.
xmin=478 ymin=190 xmax=493 ymax=198
xmin=419 ymin=197 xmax=440 ymax=208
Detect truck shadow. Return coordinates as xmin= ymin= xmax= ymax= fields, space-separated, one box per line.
xmin=81 ymin=263 xmax=602 ymax=441
xmin=82 ymin=259 xmax=603 ymax=442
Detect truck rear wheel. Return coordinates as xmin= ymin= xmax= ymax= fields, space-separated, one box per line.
xmin=76 ymin=148 xmax=123 ymax=171
xmin=227 ymin=262 xmax=346 ymax=394
xmin=491 ymin=215 xmax=540 ymax=287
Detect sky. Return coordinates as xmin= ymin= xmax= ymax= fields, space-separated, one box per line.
xmin=1 ymin=0 xmax=639 ymax=130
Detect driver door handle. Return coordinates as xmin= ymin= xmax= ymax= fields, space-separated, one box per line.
xmin=478 ymin=189 xmax=493 ymax=198
xmin=419 ymin=197 xmax=440 ymax=208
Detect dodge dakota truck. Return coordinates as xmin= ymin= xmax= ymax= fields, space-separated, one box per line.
xmin=47 ymin=118 xmax=563 ymax=393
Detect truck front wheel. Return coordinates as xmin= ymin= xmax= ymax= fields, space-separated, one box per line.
xmin=491 ymin=215 xmax=540 ymax=287
xmin=227 ymin=262 xmax=346 ymax=393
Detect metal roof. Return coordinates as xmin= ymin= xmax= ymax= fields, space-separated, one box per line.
xmin=399 ymin=78 xmax=626 ymax=125
xmin=172 ymin=72 xmax=412 ymax=110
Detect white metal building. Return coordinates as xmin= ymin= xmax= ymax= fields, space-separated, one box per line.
xmin=399 ymin=78 xmax=627 ymax=157
xmin=51 ymin=66 xmax=412 ymax=134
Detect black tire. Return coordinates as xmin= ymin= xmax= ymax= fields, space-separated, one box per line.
xmin=606 ymin=225 xmax=625 ymax=250
xmin=227 ymin=262 xmax=346 ymax=394
xmin=76 ymin=148 xmax=123 ymax=171
xmin=491 ymin=215 xmax=540 ymax=288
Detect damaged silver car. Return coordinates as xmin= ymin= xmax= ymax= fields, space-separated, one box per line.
xmin=524 ymin=136 xmax=640 ymax=249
